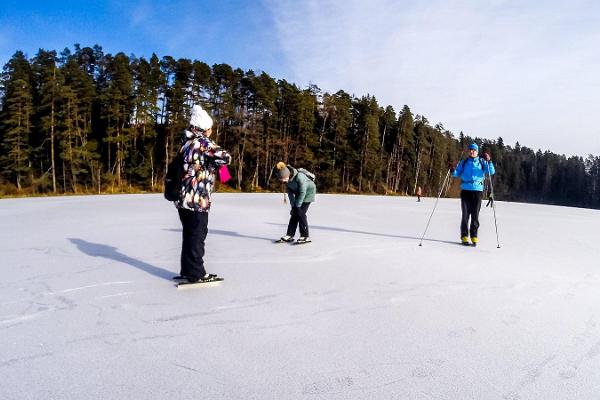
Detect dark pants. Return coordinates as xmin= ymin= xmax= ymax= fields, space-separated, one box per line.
xmin=287 ymin=202 xmax=311 ymax=237
xmin=460 ymin=190 xmax=483 ymax=238
xmin=178 ymin=208 xmax=208 ymax=280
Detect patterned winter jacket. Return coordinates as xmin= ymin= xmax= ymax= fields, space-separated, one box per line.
xmin=175 ymin=129 xmax=232 ymax=212
xmin=452 ymin=156 xmax=495 ymax=192
xmin=286 ymin=166 xmax=317 ymax=207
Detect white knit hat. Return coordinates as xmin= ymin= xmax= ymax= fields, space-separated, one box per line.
xmin=190 ymin=104 xmax=213 ymax=130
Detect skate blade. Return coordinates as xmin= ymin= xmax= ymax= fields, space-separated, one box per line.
xmin=176 ymin=279 xmax=223 ymax=289
xmin=274 ymin=239 xmax=294 ymax=243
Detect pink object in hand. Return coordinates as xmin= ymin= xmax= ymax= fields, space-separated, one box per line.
xmin=219 ymin=165 xmax=232 ymax=183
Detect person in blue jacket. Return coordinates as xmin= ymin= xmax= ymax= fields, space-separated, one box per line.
xmin=451 ymin=143 xmax=495 ymax=246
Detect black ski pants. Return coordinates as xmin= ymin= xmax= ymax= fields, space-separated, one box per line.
xmin=460 ymin=190 xmax=483 ymax=238
xmin=178 ymin=208 xmax=208 ymax=280
xmin=287 ymin=202 xmax=311 ymax=237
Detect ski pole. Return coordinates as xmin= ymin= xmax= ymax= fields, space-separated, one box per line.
xmin=486 ymin=166 xmax=501 ymax=248
xmin=282 ymin=183 xmax=287 ymax=204
xmin=419 ymin=169 xmax=451 ymax=246
xmin=442 ymin=171 xmax=452 ymax=197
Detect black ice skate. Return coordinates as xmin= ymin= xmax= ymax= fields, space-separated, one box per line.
xmin=275 ymin=235 xmax=295 ymax=243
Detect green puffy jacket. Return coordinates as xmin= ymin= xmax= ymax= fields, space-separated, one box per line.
xmin=286 ymin=167 xmax=316 ymax=206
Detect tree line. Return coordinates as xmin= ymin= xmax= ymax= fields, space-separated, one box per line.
xmin=1 ymin=44 xmax=599 ymax=209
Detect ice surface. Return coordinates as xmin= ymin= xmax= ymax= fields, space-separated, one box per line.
xmin=1 ymin=193 xmax=600 ymax=399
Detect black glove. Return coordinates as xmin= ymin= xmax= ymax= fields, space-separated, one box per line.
xmin=482 ymin=152 xmax=491 ymax=161
xmin=448 ymin=161 xmax=457 ymax=172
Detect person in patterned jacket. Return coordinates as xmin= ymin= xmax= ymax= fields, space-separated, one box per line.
xmin=174 ymin=105 xmax=232 ymax=284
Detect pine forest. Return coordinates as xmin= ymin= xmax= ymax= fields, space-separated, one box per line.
xmin=1 ymin=44 xmax=599 ymax=209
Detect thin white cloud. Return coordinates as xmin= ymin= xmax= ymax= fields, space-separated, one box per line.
xmin=130 ymin=1 xmax=152 ymax=28
xmin=0 ymin=27 xmax=14 ymax=65
xmin=122 ymin=0 xmax=214 ymax=57
xmin=267 ymin=0 xmax=600 ymax=156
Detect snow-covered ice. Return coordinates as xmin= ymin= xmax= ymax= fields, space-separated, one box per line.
xmin=1 ymin=193 xmax=600 ymax=399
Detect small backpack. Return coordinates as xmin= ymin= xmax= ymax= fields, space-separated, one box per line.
xmin=297 ymin=168 xmax=316 ymax=181
xmin=164 ymin=151 xmax=184 ymax=201
xmin=460 ymin=157 xmax=485 ymax=171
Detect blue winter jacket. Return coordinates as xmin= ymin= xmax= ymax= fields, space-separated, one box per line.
xmin=453 ymin=157 xmax=495 ymax=192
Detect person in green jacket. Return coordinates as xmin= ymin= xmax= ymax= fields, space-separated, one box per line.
xmin=275 ymin=162 xmax=316 ymax=244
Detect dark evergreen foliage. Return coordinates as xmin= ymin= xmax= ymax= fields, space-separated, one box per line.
xmin=0 ymin=44 xmax=598 ymax=209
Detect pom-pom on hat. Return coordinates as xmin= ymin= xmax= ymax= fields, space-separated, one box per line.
xmin=190 ymin=104 xmax=213 ymax=131
xmin=276 ymin=162 xmax=290 ymax=179
xmin=468 ymin=143 xmax=479 ymax=151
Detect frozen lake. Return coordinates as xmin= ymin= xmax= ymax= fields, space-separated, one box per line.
xmin=1 ymin=193 xmax=599 ymax=399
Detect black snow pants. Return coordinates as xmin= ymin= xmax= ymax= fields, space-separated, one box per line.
xmin=178 ymin=208 xmax=208 ymax=280
xmin=460 ymin=190 xmax=483 ymax=238
xmin=287 ymin=202 xmax=311 ymax=237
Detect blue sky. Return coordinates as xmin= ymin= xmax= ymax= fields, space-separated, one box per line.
xmin=2 ymin=0 xmax=600 ymax=156
xmin=0 ymin=0 xmax=287 ymax=77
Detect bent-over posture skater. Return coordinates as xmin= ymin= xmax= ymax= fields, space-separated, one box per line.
xmin=275 ymin=162 xmax=316 ymax=245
